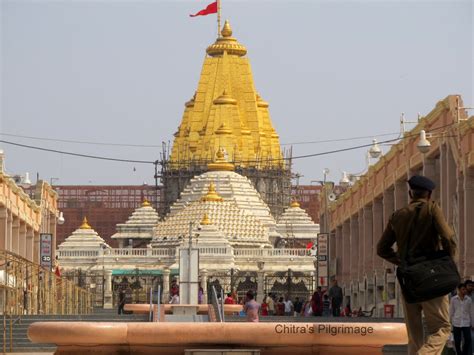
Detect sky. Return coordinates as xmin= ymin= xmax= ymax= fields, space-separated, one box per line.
xmin=1 ymin=0 xmax=472 ymax=186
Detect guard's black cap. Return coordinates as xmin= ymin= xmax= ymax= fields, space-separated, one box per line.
xmin=407 ymin=175 xmax=436 ymax=192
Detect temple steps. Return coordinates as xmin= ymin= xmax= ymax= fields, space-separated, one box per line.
xmin=0 ymin=308 xmax=149 ymax=352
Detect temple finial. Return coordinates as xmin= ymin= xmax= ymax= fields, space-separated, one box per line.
xmin=79 ymin=217 xmax=92 ymax=230
xmin=221 ymin=19 xmax=232 ymax=37
xmin=208 ymin=147 xmax=235 ymax=171
xmin=201 ymin=213 xmax=212 ymax=225
xmin=201 ymin=182 xmax=224 ymax=202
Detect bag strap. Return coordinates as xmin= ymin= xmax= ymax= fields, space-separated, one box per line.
xmin=400 ymin=203 xmax=423 ymax=263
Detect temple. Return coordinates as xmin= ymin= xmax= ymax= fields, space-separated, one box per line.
xmin=160 ymin=20 xmax=292 ymax=217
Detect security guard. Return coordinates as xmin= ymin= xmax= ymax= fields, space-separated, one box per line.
xmin=377 ymin=175 xmax=457 ymax=355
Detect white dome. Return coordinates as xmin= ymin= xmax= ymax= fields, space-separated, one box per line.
xmin=169 ymin=170 xmax=279 ymax=236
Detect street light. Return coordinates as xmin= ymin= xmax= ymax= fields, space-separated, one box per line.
xmin=57 ymin=212 xmax=65 ymax=225
xmin=417 ymin=130 xmax=431 ymax=154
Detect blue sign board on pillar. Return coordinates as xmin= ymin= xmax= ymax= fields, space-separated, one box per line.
xmin=317 ymin=233 xmax=329 ymax=287
xmin=40 ymin=233 xmax=53 ymax=270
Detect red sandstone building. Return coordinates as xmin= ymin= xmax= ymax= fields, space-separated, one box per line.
xmin=55 ymin=185 xmax=159 ymax=247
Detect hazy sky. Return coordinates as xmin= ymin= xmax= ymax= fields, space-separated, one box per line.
xmin=1 ymin=0 xmax=472 ymax=186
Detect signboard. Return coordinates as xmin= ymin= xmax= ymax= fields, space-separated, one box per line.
xmin=317 ymin=233 xmax=329 ymax=287
xmin=40 ymin=233 xmax=53 ymax=270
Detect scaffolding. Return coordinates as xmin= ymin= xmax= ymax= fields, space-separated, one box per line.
xmin=157 ymin=143 xmax=293 ymax=218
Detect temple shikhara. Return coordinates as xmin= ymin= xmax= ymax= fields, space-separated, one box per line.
xmin=161 ymin=20 xmax=292 ymax=218
xmin=56 ymin=21 xmax=319 ymax=308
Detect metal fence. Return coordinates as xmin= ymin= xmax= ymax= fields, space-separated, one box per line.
xmin=0 ymin=250 xmax=93 ymax=316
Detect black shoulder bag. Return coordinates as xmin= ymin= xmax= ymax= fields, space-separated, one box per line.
xmin=396 ymin=203 xmax=460 ymax=304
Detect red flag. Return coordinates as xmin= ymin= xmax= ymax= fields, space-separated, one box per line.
xmin=55 ymin=265 xmax=61 ymax=277
xmin=306 ymin=242 xmax=314 ymax=250
xmin=190 ymin=1 xmax=218 ymax=17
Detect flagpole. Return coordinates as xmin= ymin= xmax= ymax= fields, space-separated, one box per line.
xmin=217 ymin=0 xmax=221 ymax=36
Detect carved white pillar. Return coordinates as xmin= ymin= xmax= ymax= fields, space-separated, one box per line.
xmin=103 ymin=270 xmax=113 ymax=309
xmin=162 ymin=268 xmax=170 ymax=303
xmin=200 ymin=269 xmax=208 ymax=304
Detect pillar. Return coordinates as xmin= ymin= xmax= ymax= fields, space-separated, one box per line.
xmin=372 ymin=198 xmax=384 ymax=273
xmin=464 ymin=168 xmax=474 ymax=278
xmin=19 ymin=222 xmax=27 ymax=258
xmin=12 ymin=216 xmax=20 ymax=254
xmin=26 ymin=227 xmax=34 ymax=262
xmin=33 ymin=231 xmax=40 ymax=264
xmin=349 ymin=215 xmax=359 ymax=282
xmin=200 ymin=269 xmax=208 ymax=304
xmin=382 ymin=189 xmax=395 ymax=272
xmin=363 ymin=205 xmax=373 ymax=274
xmin=341 ymin=220 xmax=350 ymax=287
xmin=6 ymin=210 xmax=12 ymax=252
xmin=358 ymin=210 xmax=364 ymax=282
xmin=0 ymin=207 xmax=7 ymax=250
xmin=162 ymin=268 xmax=170 ymax=303
xmin=424 ymin=157 xmax=440 ymax=202
xmin=457 ymin=171 xmax=465 ymax=275
xmin=394 ymin=179 xmax=408 ymax=210
xmin=440 ymin=144 xmax=448 ymax=213
xmin=335 ymin=226 xmax=343 ymax=281
xmin=103 ymin=270 xmax=113 ymax=309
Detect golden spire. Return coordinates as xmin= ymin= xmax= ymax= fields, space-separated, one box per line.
xmin=290 ymin=200 xmax=300 ymax=208
xmin=208 ymin=148 xmax=235 ymax=171
xmin=206 ymin=20 xmax=247 ymax=57
xmin=142 ymin=199 xmax=151 ymax=207
xmin=201 ymin=182 xmax=224 ymax=202
xmin=200 ymin=213 xmax=212 ymax=225
xmin=169 ymin=20 xmax=284 ymax=170
xmin=79 ymin=217 xmax=92 ymax=230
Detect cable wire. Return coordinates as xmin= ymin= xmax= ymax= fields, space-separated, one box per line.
xmin=0 ymin=122 xmax=457 ymax=165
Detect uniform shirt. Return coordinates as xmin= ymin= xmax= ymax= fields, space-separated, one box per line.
xmin=266 ymin=297 xmax=275 ymax=312
xmin=377 ymin=198 xmax=456 ymax=265
xmin=449 ymin=295 xmax=473 ymax=327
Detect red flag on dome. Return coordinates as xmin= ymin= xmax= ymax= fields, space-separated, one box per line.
xmin=190 ymin=1 xmax=218 ymax=17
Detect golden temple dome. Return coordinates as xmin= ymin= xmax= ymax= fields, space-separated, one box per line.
xmin=201 ymin=182 xmax=224 ymax=202
xmin=79 ymin=217 xmax=92 ymax=230
xmin=208 ymin=148 xmax=235 ymax=171
xmin=206 ymin=20 xmax=247 ymax=57
xmin=200 ymin=213 xmax=212 ymax=225
xmin=142 ymin=199 xmax=151 ymax=207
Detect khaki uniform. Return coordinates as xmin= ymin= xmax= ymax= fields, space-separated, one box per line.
xmin=377 ymin=198 xmax=457 ymax=355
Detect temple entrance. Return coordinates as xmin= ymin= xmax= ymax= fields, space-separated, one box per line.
xmin=112 ymin=271 xmax=163 ymax=307
xmin=264 ymin=270 xmax=313 ymax=300
xmin=206 ymin=271 xmax=258 ymax=303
